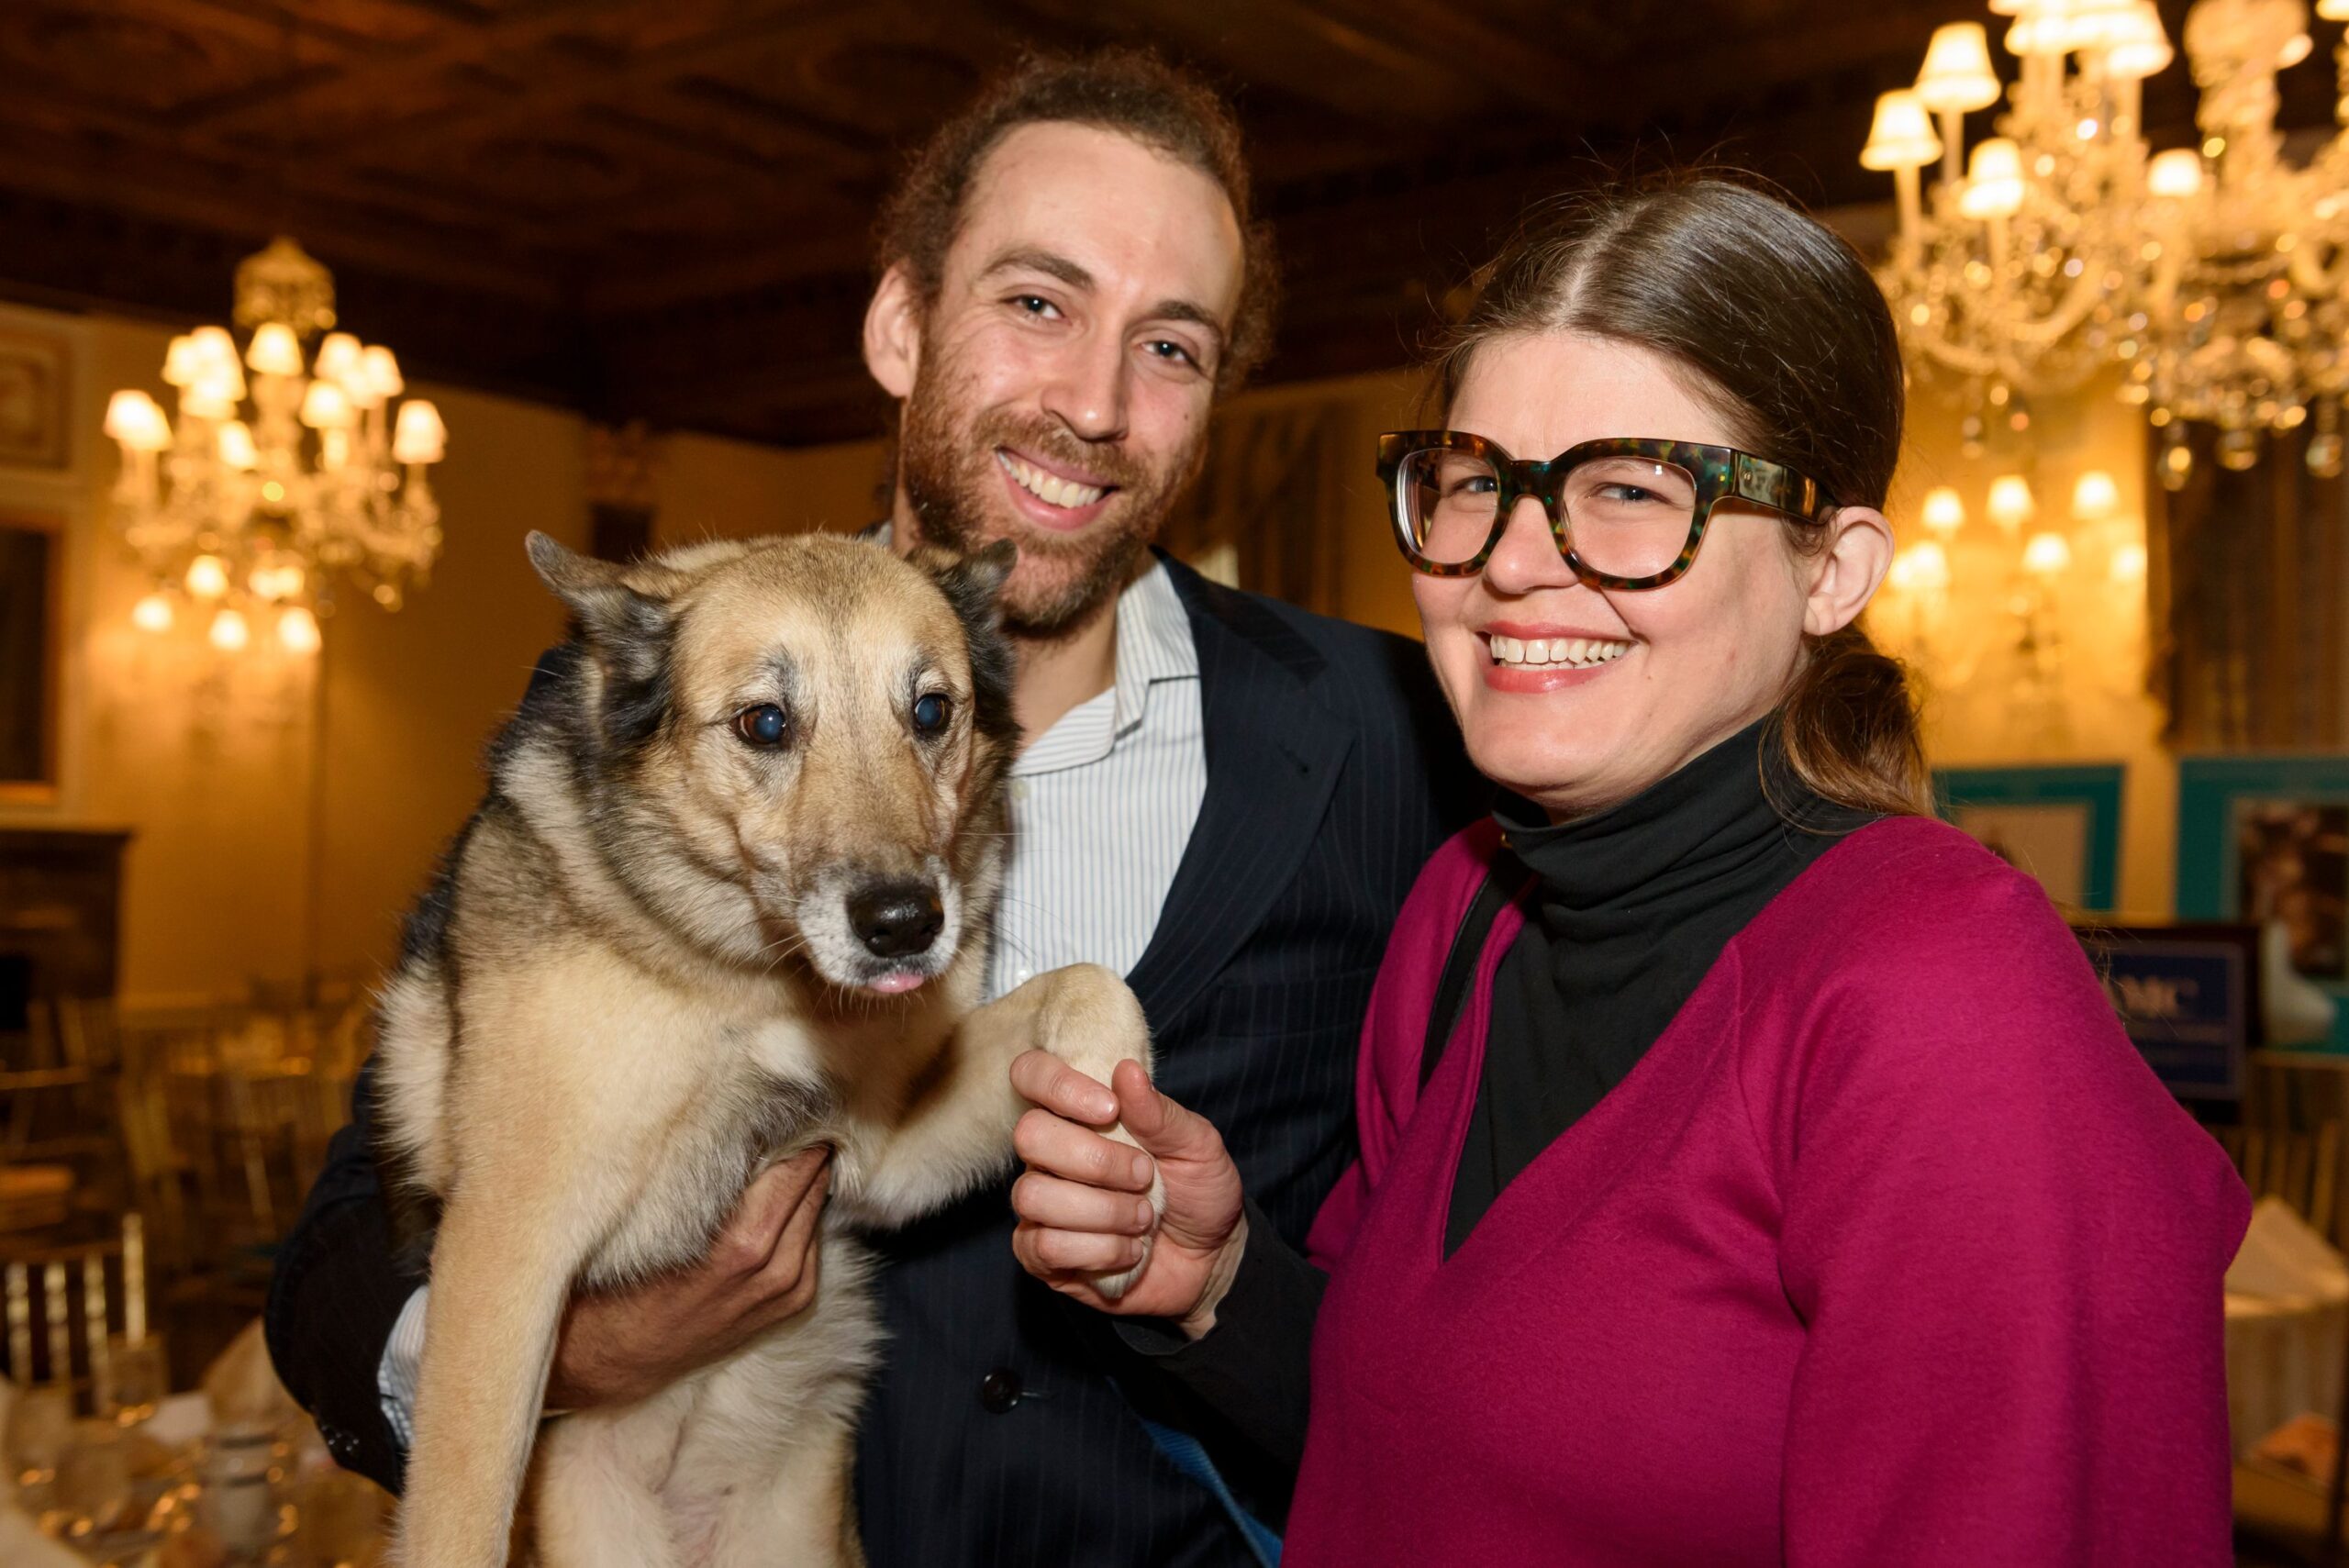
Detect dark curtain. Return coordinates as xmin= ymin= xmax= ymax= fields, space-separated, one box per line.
xmin=2146 ymin=424 xmax=2348 ymax=749
xmin=1158 ymin=400 xmax=1352 ymax=617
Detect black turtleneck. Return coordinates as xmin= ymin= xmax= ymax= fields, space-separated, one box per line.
xmin=1444 ymin=717 xmax=1876 ymax=1255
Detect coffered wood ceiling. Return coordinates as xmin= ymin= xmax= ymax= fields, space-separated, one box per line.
xmin=0 ymin=1 xmax=2299 ymax=446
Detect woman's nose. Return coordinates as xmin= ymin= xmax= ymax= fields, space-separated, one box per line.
xmin=1479 ymin=495 xmax=1576 ymax=596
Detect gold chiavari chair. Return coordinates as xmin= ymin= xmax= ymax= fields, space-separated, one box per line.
xmin=1 ymin=1215 xmax=156 ymax=1418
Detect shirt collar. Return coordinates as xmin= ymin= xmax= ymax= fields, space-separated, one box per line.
xmin=1109 ymin=559 xmax=1199 ymax=735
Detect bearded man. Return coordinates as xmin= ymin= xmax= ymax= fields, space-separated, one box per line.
xmin=268 ymin=50 xmax=1475 ymax=1567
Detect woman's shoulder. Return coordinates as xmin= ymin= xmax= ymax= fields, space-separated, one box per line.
xmin=1755 ymin=813 xmax=2057 ymax=963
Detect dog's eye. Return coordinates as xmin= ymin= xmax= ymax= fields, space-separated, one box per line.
xmin=911 ymin=693 xmax=952 ymax=737
xmin=733 ymin=703 xmax=792 ymax=749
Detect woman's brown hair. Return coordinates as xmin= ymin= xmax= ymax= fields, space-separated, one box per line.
xmin=1433 ymin=175 xmax=1929 ymax=817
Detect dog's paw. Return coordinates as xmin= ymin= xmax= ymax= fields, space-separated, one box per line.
xmin=1086 ymin=1157 xmax=1167 ymax=1302
xmin=1030 ymin=963 xmax=1154 ymax=1087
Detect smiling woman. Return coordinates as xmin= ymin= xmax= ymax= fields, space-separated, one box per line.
xmin=1009 ymin=174 xmax=2250 ymax=1568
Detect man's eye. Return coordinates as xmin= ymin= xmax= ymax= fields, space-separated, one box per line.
xmin=1143 ymin=339 xmax=1197 ymax=367
xmin=1013 ymin=295 xmax=1060 ymax=318
xmin=733 ymin=703 xmax=792 ymax=749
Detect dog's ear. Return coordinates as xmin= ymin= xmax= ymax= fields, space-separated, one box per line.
xmin=913 ymin=540 xmax=1019 ymax=744
xmin=917 ymin=539 xmax=1018 ymax=636
xmin=525 ymin=531 xmax=678 ymax=746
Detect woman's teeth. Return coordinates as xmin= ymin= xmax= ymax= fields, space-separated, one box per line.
xmin=1487 ymin=633 xmax=1631 ymax=670
xmin=999 ymin=451 xmax=1106 ymax=509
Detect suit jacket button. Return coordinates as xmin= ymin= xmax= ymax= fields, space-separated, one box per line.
xmin=978 ymin=1368 xmax=1022 ymax=1414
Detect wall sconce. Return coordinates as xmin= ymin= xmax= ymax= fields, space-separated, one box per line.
xmin=2021 ymin=531 xmax=2075 ymax=578
xmin=1920 ymin=485 xmax=1966 ymax=540
xmin=1987 ymin=474 xmax=2036 ymax=536
xmin=2070 ymin=470 xmax=2119 ymax=522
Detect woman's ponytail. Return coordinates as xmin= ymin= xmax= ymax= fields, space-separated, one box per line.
xmin=1769 ymin=624 xmax=1930 ymax=818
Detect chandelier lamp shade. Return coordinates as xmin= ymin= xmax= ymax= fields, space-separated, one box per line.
xmin=106 ymin=236 xmax=446 ymax=655
xmin=1862 ymin=0 xmax=2349 ymax=481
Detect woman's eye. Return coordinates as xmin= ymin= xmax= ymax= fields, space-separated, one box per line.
xmin=911 ymin=693 xmax=952 ymax=736
xmin=733 ymin=703 xmax=792 ymax=749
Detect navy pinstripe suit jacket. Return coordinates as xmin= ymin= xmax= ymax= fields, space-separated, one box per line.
xmin=264 ymin=553 xmax=1479 ymax=1565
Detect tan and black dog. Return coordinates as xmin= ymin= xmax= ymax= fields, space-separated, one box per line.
xmin=372 ymin=531 xmax=1160 ymax=1568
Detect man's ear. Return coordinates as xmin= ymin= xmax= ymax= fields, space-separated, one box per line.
xmin=1801 ymin=506 xmax=1896 ymax=639
xmin=863 ymin=262 xmax=924 ymax=401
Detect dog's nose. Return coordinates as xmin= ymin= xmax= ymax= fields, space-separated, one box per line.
xmin=848 ymin=882 xmax=944 ymax=959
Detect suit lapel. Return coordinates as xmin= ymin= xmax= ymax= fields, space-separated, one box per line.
xmin=1124 ymin=557 xmax=1354 ymax=1035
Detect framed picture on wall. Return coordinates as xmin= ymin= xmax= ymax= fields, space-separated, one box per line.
xmin=1932 ymin=763 xmax=2125 ymax=915
xmin=2177 ymin=756 xmax=2349 ymax=1049
xmin=0 ymin=327 xmax=69 ymax=471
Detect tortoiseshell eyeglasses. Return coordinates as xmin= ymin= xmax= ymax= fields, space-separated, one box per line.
xmin=1377 ymin=431 xmax=1837 ymax=590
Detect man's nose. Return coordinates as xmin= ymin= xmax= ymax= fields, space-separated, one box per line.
xmin=1039 ymin=330 xmax=1129 ymax=444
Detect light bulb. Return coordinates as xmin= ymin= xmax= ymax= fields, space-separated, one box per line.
xmin=131 ymin=593 xmax=173 ymax=633
xmin=184 ymin=554 xmax=230 ymax=600
xmin=208 ymin=607 xmax=250 ymax=651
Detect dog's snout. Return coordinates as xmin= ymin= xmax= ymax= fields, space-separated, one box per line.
xmin=848 ymin=881 xmax=945 ymax=959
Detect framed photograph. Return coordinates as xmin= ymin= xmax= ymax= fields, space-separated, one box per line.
xmin=1932 ymin=763 xmax=2125 ymax=915
xmin=2074 ymin=923 xmax=2259 ymax=1101
xmin=2178 ymin=756 xmax=2349 ymax=1049
xmin=0 ymin=327 xmax=69 ymax=471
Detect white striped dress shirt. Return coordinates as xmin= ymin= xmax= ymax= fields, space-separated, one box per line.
xmin=378 ymin=558 xmax=1207 ymax=1441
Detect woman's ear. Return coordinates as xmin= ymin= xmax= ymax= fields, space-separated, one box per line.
xmin=863 ymin=262 xmax=923 ymax=400
xmin=1802 ymin=506 xmax=1895 ymax=638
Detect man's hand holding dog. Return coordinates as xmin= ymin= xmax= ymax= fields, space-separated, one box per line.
xmin=544 ymin=1146 xmax=833 ymax=1409
xmin=1009 ymin=1053 xmax=1249 ymax=1339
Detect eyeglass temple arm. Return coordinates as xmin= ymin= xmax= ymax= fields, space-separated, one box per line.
xmin=1732 ymin=454 xmax=1828 ymax=519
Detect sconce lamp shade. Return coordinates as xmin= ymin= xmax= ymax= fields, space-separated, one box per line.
xmin=105 ymin=390 xmax=173 ymax=451
xmin=393 ymin=399 xmax=447 ymax=463
xmin=313 ymin=332 xmax=363 ymax=385
xmin=2071 ymin=470 xmax=2121 ymax=520
xmin=1960 ymin=138 xmax=2027 ymax=219
xmin=1920 ymin=485 xmax=1967 ymax=538
xmin=1915 ymin=23 xmax=2002 ymax=114
xmin=1987 ymin=473 xmax=2036 ymax=532
xmin=1861 ymin=91 xmax=1942 ymax=171
xmin=246 ymin=322 xmax=304 ymax=377
xmin=2021 ymin=531 xmax=2075 ymax=576
xmin=2103 ymin=2 xmax=2174 ymax=79
xmin=2147 ymin=148 xmax=2205 ymax=199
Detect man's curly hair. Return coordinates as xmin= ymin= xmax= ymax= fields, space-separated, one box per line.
xmin=874 ymin=48 xmax=1276 ymax=393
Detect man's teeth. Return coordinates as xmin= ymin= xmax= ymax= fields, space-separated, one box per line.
xmin=1486 ymin=633 xmax=1632 ymax=670
xmin=999 ymin=451 xmax=1106 ymax=509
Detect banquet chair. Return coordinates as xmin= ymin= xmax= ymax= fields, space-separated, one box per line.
xmin=1 ymin=1215 xmax=156 ymax=1416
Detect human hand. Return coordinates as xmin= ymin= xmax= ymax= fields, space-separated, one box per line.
xmin=543 ymin=1146 xmax=832 ymax=1410
xmin=1008 ymin=1053 xmax=1248 ymax=1338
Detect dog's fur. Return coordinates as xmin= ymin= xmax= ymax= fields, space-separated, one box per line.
xmin=372 ymin=531 xmax=1161 ymax=1568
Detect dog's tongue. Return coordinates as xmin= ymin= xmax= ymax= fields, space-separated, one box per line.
xmin=867 ymin=972 xmax=924 ymax=995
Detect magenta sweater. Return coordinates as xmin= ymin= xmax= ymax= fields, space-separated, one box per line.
xmin=1286 ymin=816 xmax=2249 ymax=1566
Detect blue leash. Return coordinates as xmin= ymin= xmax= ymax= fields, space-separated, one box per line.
xmin=1134 ymin=1413 xmax=1283 ymax=1566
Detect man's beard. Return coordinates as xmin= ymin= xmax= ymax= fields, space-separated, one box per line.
xmin=897 ymin=350 xmax=1203 ymax=642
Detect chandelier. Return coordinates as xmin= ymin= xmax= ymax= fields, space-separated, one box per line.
xmin=102 ymin=237 xmax=447 ymax=655
xmin=1862 ymin=0 xmax=2349 ymax=479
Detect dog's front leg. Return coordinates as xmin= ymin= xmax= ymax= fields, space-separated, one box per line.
xmin=852 ymin=964 xmax=1160 ymax=1296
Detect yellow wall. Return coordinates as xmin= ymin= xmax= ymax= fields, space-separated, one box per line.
xmin=1879 ymin=372 xmax=2175 ymax=920
xmin=0 ymin=302 xmax=882 ymax=1009
xmin=0 ymin=288 xmax=2189 ymax=1011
